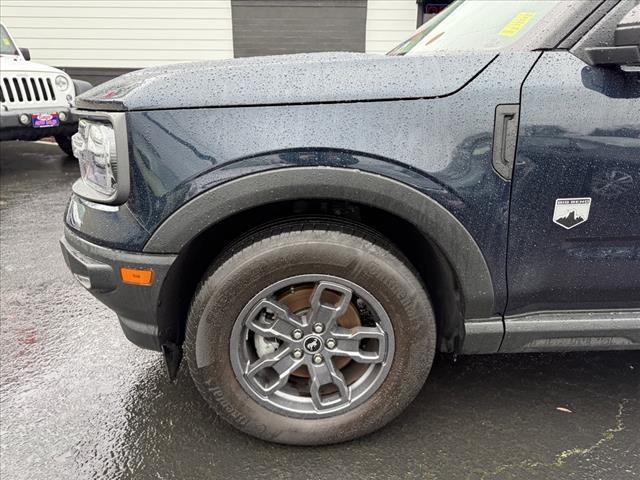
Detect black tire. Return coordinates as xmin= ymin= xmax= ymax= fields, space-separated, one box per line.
xmin=55 ymin=134 xmax=74 ymax=157
xmin=185 ymin=220 xmax=436 ymax=445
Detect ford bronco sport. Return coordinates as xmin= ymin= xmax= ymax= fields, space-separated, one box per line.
xmin=0 ymin=23 xmax=91 ymax=156
xmin=60 ymin=0 xmax=640 ymax=445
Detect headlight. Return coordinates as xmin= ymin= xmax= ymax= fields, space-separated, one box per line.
xmin=55 ymin=75 xmax=70 ymax=91
xmin=72 ymin=119 xmax=117 ymax=196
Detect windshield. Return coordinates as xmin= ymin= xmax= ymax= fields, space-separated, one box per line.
xmin=389 ymin=0 xmax=564 ymax=55
xmin=1 ymin=25 xmax=20 ymax=56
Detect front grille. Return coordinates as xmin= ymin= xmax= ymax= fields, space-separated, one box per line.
xmin=0 ymin=75 xmax=58 ymax=105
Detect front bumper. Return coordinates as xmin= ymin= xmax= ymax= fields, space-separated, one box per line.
xmin=0 ymin=106 xmax=77 ymax=141
xmin=60 ymin=227 xmax=176 ymax=351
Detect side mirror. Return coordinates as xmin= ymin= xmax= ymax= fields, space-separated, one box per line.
xmin=19 ymin=47 xmax=31 ymax=61
xmin=586 ymin=5 xmax=640 ymax=67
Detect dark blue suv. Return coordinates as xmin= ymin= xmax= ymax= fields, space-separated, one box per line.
xmin=61 ymin=0 xmax=640 ymax=445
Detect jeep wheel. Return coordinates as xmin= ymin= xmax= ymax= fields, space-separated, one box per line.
xmin=185 ymin=221 xmax=436 ymax=445
xmin=55 ymin=134 xmax=74 ymax=157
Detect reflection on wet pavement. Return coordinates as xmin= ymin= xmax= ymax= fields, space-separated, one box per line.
xmin=1 ymin=141 xmax=638 ymax=480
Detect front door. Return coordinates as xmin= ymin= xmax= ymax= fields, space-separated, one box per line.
xmin=506 ymin=49 xmax=640 ymax=317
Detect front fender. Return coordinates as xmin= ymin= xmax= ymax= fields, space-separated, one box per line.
xmin=72 ymin=79 xmax=93 ymax=96
xmin=144 ymin=165 xmax=495 ymax=320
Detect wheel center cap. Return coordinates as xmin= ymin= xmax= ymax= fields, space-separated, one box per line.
xmin=303 ymin=335 xmax=323 ymax=354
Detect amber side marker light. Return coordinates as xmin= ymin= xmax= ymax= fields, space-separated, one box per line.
xmin=120 ymin=267 xmax=154 ymax=286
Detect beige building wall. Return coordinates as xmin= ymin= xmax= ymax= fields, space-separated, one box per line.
xmin=1 ymin=0 xmax=422 ymax=71
xmin=0 ymin=0 xmax=234 ymax=68
xmin=365 ymin=0 xmax=418 ymax=55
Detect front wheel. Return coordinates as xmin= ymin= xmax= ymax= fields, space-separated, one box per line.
xmin=54 ymin=134 xmax=74 ymax=157
xmin=185 ymin=221 xmax=436 ymax=445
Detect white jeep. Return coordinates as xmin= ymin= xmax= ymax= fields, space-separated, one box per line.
xmin=0 ymin=23 xmax=92 ymax=156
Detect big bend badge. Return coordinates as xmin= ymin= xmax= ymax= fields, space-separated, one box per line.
xmin=553 ymin=198 xmax=592 ymax=230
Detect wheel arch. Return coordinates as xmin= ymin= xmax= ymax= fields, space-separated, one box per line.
xmin=147 ymin=167 xmax=495 ymax=353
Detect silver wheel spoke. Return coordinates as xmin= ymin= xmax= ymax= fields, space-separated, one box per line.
xmin=245 ymin=299 xmax=305 ymax=342
xmin=331 ymin=325 xmax=387 ymax=364
xmin=307 ymin=281 xmax=353 ymax=332
xmin=245 ymin=346 xmax=303 ymax=396
xmin=308 ymin=359 xmax=350 ymax=410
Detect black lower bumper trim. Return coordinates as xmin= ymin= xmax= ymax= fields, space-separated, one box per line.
xmin=0 ymin=124 xmax=78 ymax=141
xmin=0 ymin=108 xmax=78 ymax=141
xmin=60 ymin=227 xmax=176 ymax=351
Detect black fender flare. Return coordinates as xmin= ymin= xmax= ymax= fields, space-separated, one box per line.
xmin=144 ymin=167 xmax=495 ymax=319
xmin=72 ymin=79 xmax=93 ymax=96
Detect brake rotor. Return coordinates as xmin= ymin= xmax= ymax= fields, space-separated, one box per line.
xmin=277 ymin=285 xmax=361 ymax=378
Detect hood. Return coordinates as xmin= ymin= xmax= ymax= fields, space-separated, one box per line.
xmin=0 ymin=55 xmax=67 ymax=75
xmin=76 ymin=51 xmax=496 ymax=112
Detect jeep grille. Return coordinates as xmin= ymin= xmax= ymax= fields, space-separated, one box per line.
xmin=0 ymin=75 xmax=57 ymax=105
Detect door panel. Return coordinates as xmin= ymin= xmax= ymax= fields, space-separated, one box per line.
xmin=507 ymin=51 xmax=640 ymax=315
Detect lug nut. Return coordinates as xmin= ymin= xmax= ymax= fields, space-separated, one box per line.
xmin=292 ymin=349 xmax=304 ymax=359
xmin=313 ymin=354 xmax=324 ymax=365
xmin=325 ymin=338 xmax=336 ymax=349
xmin=291 ymin=329 xmax=303 ymax=340
xmin=312 ymin=323 xmax=324 ymax=334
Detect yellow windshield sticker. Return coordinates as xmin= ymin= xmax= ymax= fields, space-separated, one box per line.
xmin=2 ymin=37 xmax=10 ymax=46
xmin=499 ymin=12 xmax=537 ymax=37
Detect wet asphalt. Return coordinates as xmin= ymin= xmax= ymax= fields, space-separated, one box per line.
xmin=0 ymin=140 xmax=638 ymax=480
